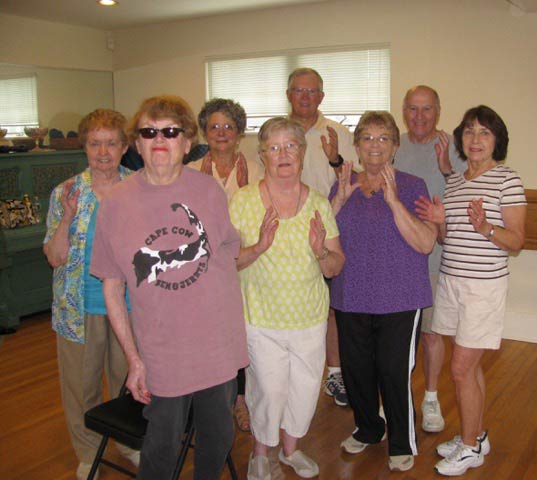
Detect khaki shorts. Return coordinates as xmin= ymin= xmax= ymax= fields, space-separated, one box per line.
xmin=432 ymin=273 xmax=508 ymax=350
xmin=420 ymin=273 xmax=438 ymax=333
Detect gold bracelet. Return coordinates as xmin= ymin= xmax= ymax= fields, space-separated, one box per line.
xmin=315 ymin=247 xmax=329 ymax=261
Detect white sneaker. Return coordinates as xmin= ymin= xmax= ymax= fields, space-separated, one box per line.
xmin=340 ymin=432 xmax=386 ymax=454
xmin=116 ymin=443 xmax=140 ymax=467
xmin=389 ymin=454 xmax=414 ymax=472
xmin=76 ymin=462 xmax=99 ymax=480
xmin=434 ymin=443 xmax=484 ymax=476
xmin=421 ymin=399 xmax=445 ymax=432
xmin=436 ymin=431 xmax=491 ymax=458
xmin=278 ymin=449 xmax=319 ymax=478
xmin=247 ymin=453 xmax=271 ymax=480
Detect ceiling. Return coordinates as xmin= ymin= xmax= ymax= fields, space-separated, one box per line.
xmin=0 ymin=0 xmax=330 ymax=31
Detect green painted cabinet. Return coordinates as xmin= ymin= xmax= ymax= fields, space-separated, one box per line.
xmin=0 ymin=150 xmax=87 ymax=328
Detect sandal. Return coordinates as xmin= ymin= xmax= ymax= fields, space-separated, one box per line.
xmin=234 ymin=397 xmax=251 ymax=432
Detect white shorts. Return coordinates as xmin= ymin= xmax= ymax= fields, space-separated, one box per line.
xmin=420 ymin=273 xmax=438 ymax=333
xmin=432 ymin=273 xmax=508 ymax=350
xmin=245 ymin=322 xmax=327 ymax=446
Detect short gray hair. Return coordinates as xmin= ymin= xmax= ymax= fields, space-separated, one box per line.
xmin=198 ymin=98 xmax=247 ymax=137
xmin=354 ymin=111 xmax=400 ymax=146
xmin=287 ymin=68 xmax=323 ymax=91
xmin=258 ymin=117 xmax=306 ymax=152
xmin=403 ymin=85 xmax=441 ymax=108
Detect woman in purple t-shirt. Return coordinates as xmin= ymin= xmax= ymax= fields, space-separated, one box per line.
xmin=329 ymin=111 xmax=437 ymax=472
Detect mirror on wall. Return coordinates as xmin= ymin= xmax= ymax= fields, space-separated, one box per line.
xmin=0 ymin=63 xmax=114 ymax=145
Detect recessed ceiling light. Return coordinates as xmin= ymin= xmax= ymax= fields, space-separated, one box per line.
xmin=97 ymin=0 xmax=119 ymax=6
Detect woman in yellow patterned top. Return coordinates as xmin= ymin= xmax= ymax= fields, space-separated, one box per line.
xmin=230 ymin=117 xmax=345 ymax=480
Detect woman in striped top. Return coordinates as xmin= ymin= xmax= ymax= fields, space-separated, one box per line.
xmin=416 ymin=105 xmax=526 ymax=477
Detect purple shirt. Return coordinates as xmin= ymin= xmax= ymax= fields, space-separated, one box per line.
xmin=329 ymin=171 xmax=432 ymax=314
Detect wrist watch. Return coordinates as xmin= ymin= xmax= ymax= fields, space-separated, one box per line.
xmin=487 ymin=225 xmax=495 ymax=239
xmin=329 ymin=154 xmax=344 ymax=168
xmin=442 ymin=169 xmax=455 ymax=178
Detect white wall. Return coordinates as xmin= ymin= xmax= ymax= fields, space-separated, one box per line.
xmin=0 ymin=13 xmax=113 ymax=71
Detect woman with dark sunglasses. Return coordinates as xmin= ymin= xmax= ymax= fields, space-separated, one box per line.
xmin=90 ymin=95 xmax=249 ymax=480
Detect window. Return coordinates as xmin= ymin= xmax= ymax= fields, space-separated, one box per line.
xmin=206 ymin=44 xmax=390 ymax=131
xmin=0 ymin=74 xmax=39 ymax=137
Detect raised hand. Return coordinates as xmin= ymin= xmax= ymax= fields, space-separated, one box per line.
xmin=200 ymin=151 xmax=213 ymax=176
xmin=415 ymin=194 xmax=445 ymax=225
xmin=434 ymin=130 xmax=452 ymax=175
xmin=380 ymin=164 xmax=398 ymax=206
xmin=321 ymin=125 xmax=339 ymax=164
xmin=467 ymin=198 xmax=488 ymax=236
xmin=309 ymin=209 xmax=326 ymax=257
xmin=332 ymin=161 xmax=360 ymax=214
xmin=236 ymin=152 xmax=249 ymax=188
xmin=60 ymin=180 xmax=80 ymax=221
xmin=255 ymin=206 xmax=279 ymax=255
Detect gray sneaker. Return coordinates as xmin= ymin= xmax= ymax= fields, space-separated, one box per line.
xmin=421 ymin=399 xmax=445 ymax=432
xmin=325 ymin=372 xmax=349 ymax=407
xmin=247 ymin=454 xmax=271 ymax=480
xmin=278 ymin=449 xmax=319 ymax=478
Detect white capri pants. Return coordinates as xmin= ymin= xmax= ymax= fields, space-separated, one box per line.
xmin=245 ymin=321 xmax=327 ymax=447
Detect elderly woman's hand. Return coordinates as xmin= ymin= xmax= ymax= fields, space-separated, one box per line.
xmin=331 ymin=162 xmax=360 ymax=215
xmin=60 ymin=180 xmax=80 ymax=221
xmin=254 ymin=206 xmax=279 ymax=255
xmin=415 ymin=194 xmax=445 ymax=225
xmin=467 ymin=198 xmax=489 ymax=236
xmin=309 ymin=210 xmax=327 ymax=257
xmin=236 ymin=152 xmax=249 ymax=188
xmin=380 ymin=164 xmax=398 ymax=206
xmin=200 ymin=151 xmax=213 ymax=176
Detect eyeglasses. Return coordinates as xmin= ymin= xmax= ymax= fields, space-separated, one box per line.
xmin=208 ymin=123 xmax=235 ymax=132
xmin=291 ymin=87 xmax=321 ymax=96
xmin=261 ymin=142 xmax=301 ymax=157
xmin=138 ymin=127 xmax=185 ymax=139
xmin=359 ymin=135 xmax=392 ymax=144
xmin=86 ymin=140 xmax=123 ymax=150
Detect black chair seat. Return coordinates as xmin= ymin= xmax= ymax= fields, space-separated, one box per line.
xmin=85 ymin=393 xmax=147 ymax=451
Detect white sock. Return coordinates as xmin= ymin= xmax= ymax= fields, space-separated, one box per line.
xmin=424 ymin=390 xmax=438 ymax=402
xmin=327 ymin=366 xmax=341 ymax=376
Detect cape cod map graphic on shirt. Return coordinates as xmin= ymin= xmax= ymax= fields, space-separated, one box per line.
xmin=132 ymin=203 xmax=211 ymax=289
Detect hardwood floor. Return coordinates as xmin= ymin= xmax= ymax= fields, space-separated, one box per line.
xmin=1 ymin=312 xmax=536 ymax=479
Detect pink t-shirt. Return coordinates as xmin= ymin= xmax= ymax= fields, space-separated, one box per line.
xmin=91 ymin=168 xmax=248 ymax=397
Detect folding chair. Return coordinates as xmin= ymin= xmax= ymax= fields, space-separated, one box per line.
xmin=84 ymin=383 xmax=238 ymax=479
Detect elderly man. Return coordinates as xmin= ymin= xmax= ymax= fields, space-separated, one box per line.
xmin=394 ymin=85 xmax=464 ymax=433
xmin=287 ymin=68 xmax=359 ymax=407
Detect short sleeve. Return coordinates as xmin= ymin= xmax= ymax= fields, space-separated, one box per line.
xmin=500 ymin=171 xmax=527 ymax=207
xmin=90 ymin=200 xmax=125 ymax=281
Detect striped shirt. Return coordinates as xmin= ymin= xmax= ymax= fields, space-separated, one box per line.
xmin=440 ymin=165 xmax=526 ymax=279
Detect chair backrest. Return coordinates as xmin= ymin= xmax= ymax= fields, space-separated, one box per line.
xmin=85 ymin=392 xmax=147 ymax=450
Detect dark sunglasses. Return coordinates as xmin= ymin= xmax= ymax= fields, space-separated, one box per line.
xmin=138 ymin=127 xmax=185 ymax=139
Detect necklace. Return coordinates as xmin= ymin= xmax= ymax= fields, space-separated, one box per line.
xmin=264 ymin=181 xmax=302 ymax=219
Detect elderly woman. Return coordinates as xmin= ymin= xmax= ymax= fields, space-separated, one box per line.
xmin=415 ymin=105 xmax=526 ymax=476
xmin=191 ymin=97 xmax=264 ymax=432
xmin=43 ymin=109 xmax=137 ymax=479
xmin=229 ymin=117 xmax=345 ymax=480
xmin=189 ymin=97 xmax=264 ymax=202
xmin=329 ymin=111 xmax=436 ymax=472
xmin=90 ymin=95 xmax=248 ymax=480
